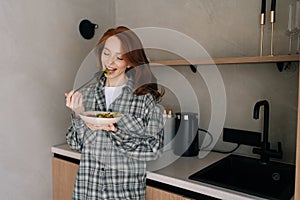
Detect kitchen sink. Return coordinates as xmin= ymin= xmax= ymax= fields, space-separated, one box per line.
xmin=189 ymin=154 xmax=295 ymax=200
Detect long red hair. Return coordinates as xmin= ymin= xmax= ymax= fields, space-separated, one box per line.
xmin=95 ymin=26 xmax=164 ymax=101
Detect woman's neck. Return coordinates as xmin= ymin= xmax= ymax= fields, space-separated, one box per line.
xmin=105 ymin=74 xmax=128 ymax=87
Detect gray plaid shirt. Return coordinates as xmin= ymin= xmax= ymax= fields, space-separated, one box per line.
xmin=66 ymin=75 xmax=164 ymax=200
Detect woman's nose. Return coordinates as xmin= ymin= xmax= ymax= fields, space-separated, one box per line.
xmin=108 ymin=55 xmax=117 ymax=65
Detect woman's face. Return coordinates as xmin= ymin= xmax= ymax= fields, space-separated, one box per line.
xmin=101 ymin=36 xmax=129 ymax=84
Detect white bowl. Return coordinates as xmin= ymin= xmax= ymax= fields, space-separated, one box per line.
xmin=79 ymin=111 xmax=122 ymax=126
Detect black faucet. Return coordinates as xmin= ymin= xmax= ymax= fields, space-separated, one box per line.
xmin=253 ymin=100 xmax=282 ymax=164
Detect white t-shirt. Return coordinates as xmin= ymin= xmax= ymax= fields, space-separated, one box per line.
xmin=104 ymin=84 xmax=125 ymax=110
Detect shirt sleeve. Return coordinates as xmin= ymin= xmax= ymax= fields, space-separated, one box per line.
xmin=108 ymin=98 xmax=164 ymax=161
xmin=65 ymin=86 xmax=97 ymax=152
xmin=66 ymin=113 xmax=94 ymax=152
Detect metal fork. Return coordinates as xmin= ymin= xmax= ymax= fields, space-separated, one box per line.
xmin=73 ymin=71 xmax=102 ymax=93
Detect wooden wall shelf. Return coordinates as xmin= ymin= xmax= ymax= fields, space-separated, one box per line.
xmin=150 ymin=54 xmax=299 ymax=66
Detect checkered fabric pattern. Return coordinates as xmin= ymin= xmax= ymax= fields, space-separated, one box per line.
xmin=66 ymin=75 xmax=164 ymax=200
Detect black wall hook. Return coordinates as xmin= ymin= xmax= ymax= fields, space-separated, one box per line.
xmin=79 ymin=19 xmax=98 ymax=40
xmin=189 ymin=65 xmax=197 ymax=73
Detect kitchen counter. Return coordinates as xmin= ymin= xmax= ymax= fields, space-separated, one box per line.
xmin=51 ymin=144 xmax=269 ymax=200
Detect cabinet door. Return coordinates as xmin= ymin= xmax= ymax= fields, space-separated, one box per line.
xmin=52 ymin=157 xmax=79 ymax=200
xmin=146 ymin=186 xmax=192 ymax=200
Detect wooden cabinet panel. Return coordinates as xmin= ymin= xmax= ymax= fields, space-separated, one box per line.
xmin=52 ymin=157 xmax=79 ymax=200
xmin=52 ymin=157 xmax=192 ymax=200
xmin=146 ymin=186 xmax=192 ymax=200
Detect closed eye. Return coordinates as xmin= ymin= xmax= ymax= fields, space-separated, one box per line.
xmin=102 ymin=48 xmax=110 ymax=56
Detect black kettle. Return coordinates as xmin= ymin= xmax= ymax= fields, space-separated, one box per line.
xmin=174 ymin=112 xmax=199 ymax=157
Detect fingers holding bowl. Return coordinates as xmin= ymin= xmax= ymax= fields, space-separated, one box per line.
xmin=85 ymin=121 xmax=117 ymax=132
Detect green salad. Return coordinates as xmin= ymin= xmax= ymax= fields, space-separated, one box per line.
xmin=103 ymin=68 xmax=110 ymax=75
xmin=96 ymin=112 xmax=118 ymax=118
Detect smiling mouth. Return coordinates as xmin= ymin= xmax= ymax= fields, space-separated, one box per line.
xmin=104 ymin=66 xmax=117 ymax=74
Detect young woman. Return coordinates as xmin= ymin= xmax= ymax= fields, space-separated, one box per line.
xmin=65 ymin=26 xmax=164 ymax=199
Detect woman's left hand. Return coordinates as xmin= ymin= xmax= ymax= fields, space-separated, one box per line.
xmin=85 ymin=122 xmax=117 ymax=132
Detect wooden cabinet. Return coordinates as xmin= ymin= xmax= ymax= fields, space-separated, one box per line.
xmin=52 ymin=157 xmax=79 ymax=200
xmin=146 ymin=186 xmax=192 ymax=200
xmin=52 ymin=157 xmax=192 ymax=200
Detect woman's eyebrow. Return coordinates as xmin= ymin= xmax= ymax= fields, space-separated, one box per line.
xmin=103 ymin=47 xmax=111 ymax=52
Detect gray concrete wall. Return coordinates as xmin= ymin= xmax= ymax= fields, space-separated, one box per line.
xmin=115 ymin=0 xmax=298 ymax=163
xmin=0 ymin=0 xmax=114 ymax=199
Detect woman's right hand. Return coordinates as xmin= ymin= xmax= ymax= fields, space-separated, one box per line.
xmin=65 ymin=90 xmax=84 ymax=117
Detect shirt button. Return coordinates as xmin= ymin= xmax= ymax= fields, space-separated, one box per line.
xmin=103 ymin=147 xmax=107 ymax=151
xmin=100 ymin=167 xmax=105 ymax=176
